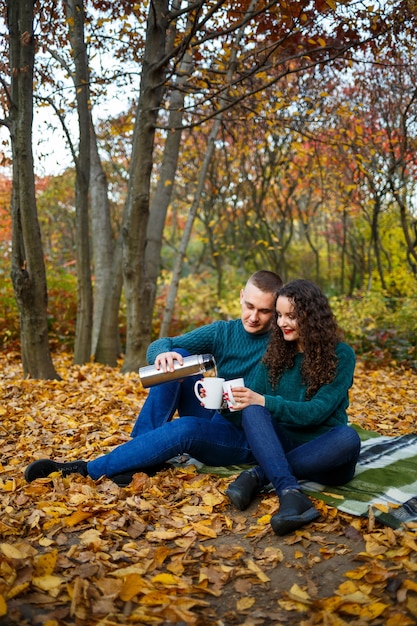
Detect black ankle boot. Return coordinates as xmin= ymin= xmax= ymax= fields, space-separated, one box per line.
xmin=270 ymin=489 xmax=319 ymax=536
xmin=24 ymin=459 xmax=88 ymax=482
xmin=225 ymin=468 xmax=261 ymax=510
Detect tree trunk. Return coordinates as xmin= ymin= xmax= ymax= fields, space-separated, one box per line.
xmin=66 ymin=0 xmax=93 ymax=365
xmin=94 ymin=234 xmax=124 ymax=365
xmin=391 ymin=185 xmax=417 ymax=276
xmin=121 ymin=0 xmax=170 ymax=372
xmin=90 ymin=122 xmax=117 ymax=358
xmin=159 ymin=124 xmax=221 ymax=338
xmin=370 ymin=198 xmax=387 ymax=290
xmin=159 ymin=0 xmax=258 ymax=337
xmin=144 ymin=47 xmax=193 ymax=335
xmin=340 ymin=209 xmax=347 ymax=294
xmin=91 ymin=0 xmax=185 ymax=366
xmin=296 ymin=196 xmax=320 ymax=283
xmin=7 ymin=0 xmax=59 ymax=380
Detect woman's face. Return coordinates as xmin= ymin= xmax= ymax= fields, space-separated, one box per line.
xmin=276 ymin=296 xmax=300 ymax=344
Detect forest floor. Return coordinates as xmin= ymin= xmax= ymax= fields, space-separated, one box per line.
xmin=1 ymin=350 xmax=417 ymax=625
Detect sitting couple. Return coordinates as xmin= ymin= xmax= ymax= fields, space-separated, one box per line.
xmin=25 ymin=272 xmax=361 ymax=536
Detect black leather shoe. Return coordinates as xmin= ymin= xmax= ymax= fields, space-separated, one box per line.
xmin=24 ymin=459 xmax=88 ymax=482
xmin=225 ymin=468 xmax=261 ymax=510
xmin=271 ymin=489 xmax=319 ymax=536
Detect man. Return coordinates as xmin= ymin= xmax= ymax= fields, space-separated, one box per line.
xmin=25 ymin=271 xmax=283 ymax=488
xmin=131 ymin=270 xmax=283 ymax=437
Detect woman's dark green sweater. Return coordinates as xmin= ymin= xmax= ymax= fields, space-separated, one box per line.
xmin=250 ymin=342 xmax=356 ymax=443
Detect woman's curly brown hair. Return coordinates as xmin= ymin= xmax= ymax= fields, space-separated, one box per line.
xmin=263 ymin=279 xmax=343 ymax=398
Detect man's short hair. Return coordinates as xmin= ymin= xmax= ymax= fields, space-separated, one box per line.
xmin=247 ymin=270 xmax=283 ymax=295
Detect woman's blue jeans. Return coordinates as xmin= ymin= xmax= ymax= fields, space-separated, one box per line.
xmin=87 ymin=413 xmax=256 ymax=480
xmin=241 ymin=405 xmax=361 ymax=496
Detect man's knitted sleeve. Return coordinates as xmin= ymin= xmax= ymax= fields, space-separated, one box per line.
xmin=146 ymin=323 xmax=220 ymax=364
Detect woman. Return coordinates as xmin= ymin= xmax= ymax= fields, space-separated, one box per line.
xmin=225 ymin=279 xmax=361 ymax=535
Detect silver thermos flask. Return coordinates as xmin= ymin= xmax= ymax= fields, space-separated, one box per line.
xmin=139 ymin=353 xmax=217 ymax=388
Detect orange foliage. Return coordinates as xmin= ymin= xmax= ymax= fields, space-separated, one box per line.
xmin=0 ymin=351 xmax=416 ymax=624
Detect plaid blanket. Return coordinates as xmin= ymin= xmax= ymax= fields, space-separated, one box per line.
xmin=200 ymin=425 xmax=417 ymax=530
xmin=301 ymin=426 xmax=417 ymax=529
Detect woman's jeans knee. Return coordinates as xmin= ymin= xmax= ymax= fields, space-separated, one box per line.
xmin=241 ymin=405 xmax=361 ymax=493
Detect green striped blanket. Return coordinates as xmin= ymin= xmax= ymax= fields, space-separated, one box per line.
xmin=301 ymin=426 xmax=417 ymax=529
xmin=200 ymin=425 xmax=417 ymax=529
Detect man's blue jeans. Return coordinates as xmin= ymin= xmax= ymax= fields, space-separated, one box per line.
xmin=87 ymin=413 xmax=256 ymax=479
xmin=131 ymin=349 xmax=213 ymax=437
xmin=241 ymin=405 xmax=361 ymax=496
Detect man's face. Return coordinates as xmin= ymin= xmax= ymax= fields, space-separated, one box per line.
xmin=240 ymin=283 xmax=276 ymax=334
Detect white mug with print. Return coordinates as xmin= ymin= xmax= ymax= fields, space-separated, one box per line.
xmin=194 ymin=377 xmax=225 ymax=410
xmin=223 ymin=378 xmax=245 ymax=411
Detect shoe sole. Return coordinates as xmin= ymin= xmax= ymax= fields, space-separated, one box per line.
xmin=225 ymin=487 xmax=250 ymax=510
xmin=271 ymin=508 xmax=320 ymax=536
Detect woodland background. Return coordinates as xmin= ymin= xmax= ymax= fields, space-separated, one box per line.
xmin=1 ymin=3 xmax=417 ymax=624
xmin=0 ymin=0 xmax=417 ymax=377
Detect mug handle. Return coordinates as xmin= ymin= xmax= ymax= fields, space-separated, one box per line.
xmin=194 ymin=380 xmax=204 ymax=401
xmin=226 ymin=386 xmax=235 ymax=405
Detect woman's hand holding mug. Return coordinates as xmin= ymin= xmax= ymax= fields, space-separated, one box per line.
xmin=223 ymin=378 xmax=265 ymax=410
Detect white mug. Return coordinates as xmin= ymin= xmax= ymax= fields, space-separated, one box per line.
xmin=223 ymin=378 xmax=245 ymax=411
xmin=194 ymin=377 xmax=225 ymax=410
